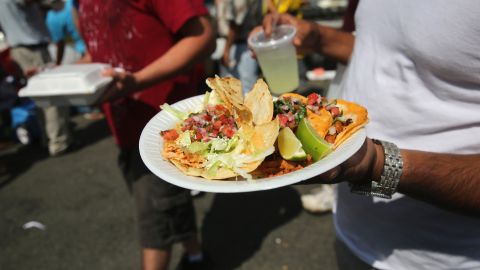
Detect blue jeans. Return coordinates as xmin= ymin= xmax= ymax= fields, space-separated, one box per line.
xmin=219 ymin=43 xmax=259 ymax=95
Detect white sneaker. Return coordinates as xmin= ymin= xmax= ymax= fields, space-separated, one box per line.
xmin=301 ymin=185 xmax=334 ymax=214
xmin=190 ymin=190 xmax=202 ymax=197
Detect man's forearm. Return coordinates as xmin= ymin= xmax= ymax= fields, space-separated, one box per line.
xmin=398 ymin=150 xmax=480 ymax=215
xmin=315 ymin=24 xmax=354 ymax=64
xmin=134 ymin=16 xmax=215 ymax=89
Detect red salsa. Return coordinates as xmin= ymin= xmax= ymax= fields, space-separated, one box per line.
xmin=273 ymin=96 xmax=307 ymax=130
xmin=161 ymin=104 xmax=237 ymax=142
xmin=306 ymin=93 xmax=353 ymax=143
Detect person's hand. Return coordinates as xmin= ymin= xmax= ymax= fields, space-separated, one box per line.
xmin=96 ymin=68 xmax=140 ymax=103
xmin=301 ymin=138 xmax=384 ymax=185
xmin=24 ymin=67 xmax=39 ymax=78
xmin=261 ymin=13 xmax=322 ymax=55
xmin=102 ymin=68 xmax=139 ymax=91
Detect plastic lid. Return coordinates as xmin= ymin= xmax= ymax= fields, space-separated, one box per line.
xmin=248 ymin=25 xmax=296 ymax=50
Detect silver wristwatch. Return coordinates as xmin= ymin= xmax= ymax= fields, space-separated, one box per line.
xmin=350 ymin=139 xmax=404 ymax=199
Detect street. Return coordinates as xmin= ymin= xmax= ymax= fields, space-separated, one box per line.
xmin=0 ymin=115 xmax=338 ymax=270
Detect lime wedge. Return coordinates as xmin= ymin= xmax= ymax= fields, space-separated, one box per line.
xmin=296 ymin=118 xmax=332 ymax=161
xmin=278 ymin=127 xmax=307 ymax=161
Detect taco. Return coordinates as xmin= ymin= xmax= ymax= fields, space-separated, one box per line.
xmin=279 ymin=92 xmax=368 ymax=149
xmin=278 ymin=93 xmax=333 ymax=138
xmin=160 ymin=76 xmax=279 ymax=180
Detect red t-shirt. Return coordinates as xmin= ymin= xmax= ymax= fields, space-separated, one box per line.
xmin=78 ymin=0 xmax=208 ymax=148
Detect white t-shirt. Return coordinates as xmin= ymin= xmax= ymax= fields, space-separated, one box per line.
xmin=335 ymin=1 xmax=480 ymax=269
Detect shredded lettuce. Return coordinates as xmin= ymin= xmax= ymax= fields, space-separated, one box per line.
xmin=204 ymin=90 xmax=223 ymax=106
xmin=187 ymin=141 xmax=210 ymax=154
xmin=206 ymin=161 xmax=222 ymax=177
xmin=160 ymin=103 xmax=188 ymax=120
xmin=225 ymin=135 xmax=239 ymax=152
xmin=177 ymin=131 xmax=191 ymax=147
xmin=204 ymin=146 xmax=275 ymax=180
xmin=210 ymin=138 xmax=229 ymax=152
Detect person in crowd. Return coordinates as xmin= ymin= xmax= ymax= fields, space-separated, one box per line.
xmin=46 ymin=0 xmax=86 ymax=65
xmin=257 ymin=0 xmax=480 ymax=269
xmin=216 ymin=0 xmax=262 ymax=94
xmin=0 ymin=0 xmax=73 ymax=157
xmin=76 ymin=1 xmax=216 ymax=269
xmin=46 ymin=0 xmax=102 ymax=120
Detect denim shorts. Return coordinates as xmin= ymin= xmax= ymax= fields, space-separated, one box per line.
xmin=118 ymin=148 xmax=197 ymax=249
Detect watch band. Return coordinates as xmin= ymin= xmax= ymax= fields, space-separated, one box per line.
xmin=350 ymin=139 xmax=404 ymax=199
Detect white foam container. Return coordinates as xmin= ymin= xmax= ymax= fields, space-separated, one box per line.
xmin=18 ymin=63 xmax=113 ymax=107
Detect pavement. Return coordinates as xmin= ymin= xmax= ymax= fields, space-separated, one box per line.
xmin=0 ymin=115 xmax=339 ymax=270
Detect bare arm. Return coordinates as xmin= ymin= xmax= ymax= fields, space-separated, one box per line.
xmin=314 ymin=25 xmax=354 ymax=64
xmin=399 ymin=149 xmax=480 ymax=215
xmin=316 ymin=139 xmax=480 ymax=216
xmin=102 ymin=15 xmax=215 ymax=94
xmin=133 ymin=15 xmax=215 ymax=89
xmin=55 ymin=40 xmax=65 ymax=65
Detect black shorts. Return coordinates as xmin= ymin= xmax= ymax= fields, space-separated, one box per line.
xmin=118 ymin=148 xmax=197 ymax=249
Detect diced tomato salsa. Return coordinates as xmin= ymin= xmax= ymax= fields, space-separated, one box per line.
xmin=274 ymin=96 xmax=307 ymax=130
xmin=180 ymin=104 xmax=237 ymax=142
xmin=306 ymin=93 xmax=355 ymax=143
xmin=161 ymin=129 xmax=179 ymax=141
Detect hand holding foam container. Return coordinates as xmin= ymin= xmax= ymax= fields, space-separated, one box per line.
xmin=19 ymin=63 xmax=112 ymax=107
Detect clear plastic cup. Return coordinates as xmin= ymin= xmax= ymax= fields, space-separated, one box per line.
xmin=249 ymin=25 xmax=299 ymax=95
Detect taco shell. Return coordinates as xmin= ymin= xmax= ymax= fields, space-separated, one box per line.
xmin=280 ymin=92 xmax=307 ymax=103
xmin=333 ymin=99 xmax=368 ymax=148
xmin=280 ymin=94 xmax=368 ymax=148
xmin=307 ymin=108 xmax=333 ymax=138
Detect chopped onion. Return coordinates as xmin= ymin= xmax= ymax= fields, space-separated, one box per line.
xmin=328 ymin=126 xmax=337 ymax=135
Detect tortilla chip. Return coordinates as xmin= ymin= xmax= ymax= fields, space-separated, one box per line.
xmin=244 ymin=79 xmax=273 ymax=125
xmin=251 ymin=117 xmax=280 ymax=151
xmin=205 ymin=77 xmax=231 ymax=112
xmin=214 ymin=76 xmax=253 ymax=125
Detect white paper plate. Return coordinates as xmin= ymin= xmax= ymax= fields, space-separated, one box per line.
xmin=139 ymin=95 xmax=366 ymax=193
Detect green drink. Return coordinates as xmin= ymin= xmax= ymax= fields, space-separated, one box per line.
xmin=249 ymin=25 xmax=299 ymax=94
